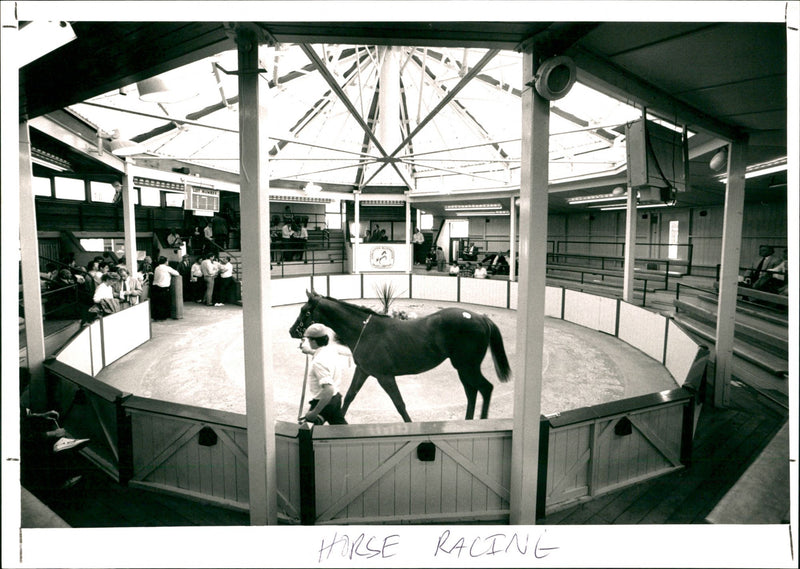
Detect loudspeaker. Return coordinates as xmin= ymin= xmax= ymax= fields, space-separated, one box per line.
xmin=532 ymin=56 xmax=577 ymax=101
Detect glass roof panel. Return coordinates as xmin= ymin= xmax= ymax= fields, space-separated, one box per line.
xmin=67 ymin=42 xmax=640 ymax=193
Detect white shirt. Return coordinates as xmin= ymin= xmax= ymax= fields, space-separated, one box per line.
xmin=281 ymin=224 xmax=293 ymax=239
xmin=93 ymin=282 xmax=114 ymax=303
xmin=308 ymin=344 xmax=348 ymax=399
xmin=200 ymin=258 xmax=218 ymax=278
xmin=412 ymin=231 xmax=424 ymax=244
xmin=219 ymin=261 xmax=233 ymax=278
xmin=152 ymin=263 xmax=179 ymax=287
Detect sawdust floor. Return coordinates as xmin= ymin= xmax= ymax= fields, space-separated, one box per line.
xmin=98 ymin=299 xmax=676 ymax=424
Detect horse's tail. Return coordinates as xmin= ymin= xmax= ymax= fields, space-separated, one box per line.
xmin=488 ymin=319 xmax=511 ymax=383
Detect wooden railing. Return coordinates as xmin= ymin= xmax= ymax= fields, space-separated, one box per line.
xmin=41 ymin=274 xmax=708 ymax=522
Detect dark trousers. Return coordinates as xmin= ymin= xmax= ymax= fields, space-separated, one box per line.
xmin=150 ymin=284 xmax=171 ymax=320
xmin=308 ymin=393 xmax=348 ymax=425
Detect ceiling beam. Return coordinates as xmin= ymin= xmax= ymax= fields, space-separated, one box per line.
xmin=565 ymin=45 xmax=744 ymax=142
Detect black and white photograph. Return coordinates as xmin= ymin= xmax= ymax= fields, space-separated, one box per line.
xmin=2 ymin=1 xmax=797 ymax=567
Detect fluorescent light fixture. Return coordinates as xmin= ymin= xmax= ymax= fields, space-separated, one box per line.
xmin=17 ymin=21 xmax=77 ymax=67
xmin=444 ymin=203 xmax=503 ymax=211
xmin=31 ymin=156 xmax=69 ymax=172
xmin=455 ymin=210 xmax=510 ymax=217
xmin=598 ymin=203 xmax=674 ymax=211
xmin=718 ymin=157 xmax=787 ymax=184
xmin=568 ymin=195 xmax=628 ymax=205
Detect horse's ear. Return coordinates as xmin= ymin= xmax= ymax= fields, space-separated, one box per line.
xmin=306 ymin=289 xmax=313 ymax=299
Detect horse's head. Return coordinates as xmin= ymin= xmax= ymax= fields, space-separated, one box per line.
xmin=289 ymin=290 xmax=321 ymax=338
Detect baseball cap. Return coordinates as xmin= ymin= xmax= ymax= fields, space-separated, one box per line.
xmin=304 ymin=323 xmax=331 ymax=339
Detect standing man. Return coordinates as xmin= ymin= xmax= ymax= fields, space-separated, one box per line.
xmin=203 ymin=221 xmax=213 ymax=254
xmin=299 ymin=323 xmax=348 ymax=425
xmin=200 ymin=253 xmax=219 ymax=307
xmin=412 ymin=227 xmax=425 ymax=264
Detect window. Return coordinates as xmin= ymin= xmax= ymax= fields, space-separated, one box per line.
xmin=419 ymin=213 xmax=434 ymax=230
xmin=668 ymin=220 xmax=679 ymax=259
xmin=165 ymin=192 xmax=184 ymax=208
xmin=140 ymin=187 xmax=161 ymax=207
xmin=449 ymin=220 xmax=469 ymax=238
xmin=54 ymin=177 xmax=85 ymax=200
xmin=324 ymin=200 xmax=341 ymax=229
xmin=33 ymin=176 xmax=52 ymax=197
xmin=90 ymin=180 xmax=117 ymax=203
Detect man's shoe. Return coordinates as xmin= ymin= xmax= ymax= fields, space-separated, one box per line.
xmin=53 ymin=437 xmax=90 ymax=453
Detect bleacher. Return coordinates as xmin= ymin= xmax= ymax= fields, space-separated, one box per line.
xmin=671 ymin=283 xmax=789 ymax=409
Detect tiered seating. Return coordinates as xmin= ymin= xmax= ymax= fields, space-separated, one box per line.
xmin=671 ymin=289 xmax=788 ymax=408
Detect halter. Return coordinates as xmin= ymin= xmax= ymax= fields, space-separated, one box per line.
xmin=351 ymin=314 xmax=372 ymax=359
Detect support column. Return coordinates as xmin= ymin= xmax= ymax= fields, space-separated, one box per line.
xmin=122 ymin=158 xmax=138 ymax=280
xmin=509 ymin=197 xmax=517 ymax=282
xmin=509 ymin=49 xmax=547 ymax=525
xmin=405 ymin=191 xmax=411 ymax=273
xmin=19 ymin=121 xmax=47 ymax=410
xmin=622 ymin=184 xmax=637 ymax=303
xmin=353 ymin=191 xmax=361 ymax=274
xmin=714 ymin=138 xmax=747 ymax=407
xmin=237 ymin=26 xmax=277 ymax=525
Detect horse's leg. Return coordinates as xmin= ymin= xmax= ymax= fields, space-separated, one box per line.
xmin=375 ymin=375 xmax=412 ymax=422
xmin=341 ymin=367 xmax=369 ymax=416
xmin=461 ymin=384 xmax=478 ymax=420
xmin=457 ymin=367 xmax=494 ymax=419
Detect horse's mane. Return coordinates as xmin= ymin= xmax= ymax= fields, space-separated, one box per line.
xmin=320 ymin=295 xmax=391 ymax=319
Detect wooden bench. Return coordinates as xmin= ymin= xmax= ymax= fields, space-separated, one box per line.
xmin=545 ymin=276 xmax=646 ymax=305
xmin=673 ymin=298 xmax=788 ymax=357
xmin=670 ymin=315 xmax=788 ymax=378
xmin=546 ymin=263 xmax=669 ymax=303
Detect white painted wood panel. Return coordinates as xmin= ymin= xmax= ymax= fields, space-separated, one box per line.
xmin=410 ymin=274 xmax=458 ymax=302
xmin=618 ymin=301 xmax=666 ymax=362
xmin=563 ymin=289 xmax=617 ymax=334
xmin=328 ymin=274 xmax=362 ymax=300
xmin=460 ymin=277 xmax=507 ymax=307
xmin=665 ymin=320 xmax=702 ymax=386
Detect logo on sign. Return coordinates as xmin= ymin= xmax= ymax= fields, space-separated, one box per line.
xmin=369 ymin=246 xmax=394 ymax=268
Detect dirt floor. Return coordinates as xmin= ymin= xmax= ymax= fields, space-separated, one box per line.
xmin=99 ymin=299 xmax=676 ymax=424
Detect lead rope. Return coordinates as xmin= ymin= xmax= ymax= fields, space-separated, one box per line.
xmin=351 ymin=314 xmax=372 ymax=359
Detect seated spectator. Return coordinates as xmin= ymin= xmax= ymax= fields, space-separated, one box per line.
xmin=753 ymin=251 xmax=787 ymax=294
xmin=40 ymin=262 xmax=58 ymax=289
xmin=166 ymin=228 xmax=183 ymax=250
xmin=86 ymin=273 xmax=120 ymax=322
xmin=46 ymin=269 xmax=81 ymax=320
xmin=744 ymin=245 xmax=781 ymax=287
xmin=474 ymin=263 xmax=488 ymax=279
xmin=117 ymin=267 xmax=142 ymax=307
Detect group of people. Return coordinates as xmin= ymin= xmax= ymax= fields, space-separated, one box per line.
xmin=365 ymin=224 xmax=389 ymax=243
xmin=184 ymin=252 xmax=237 ymax=307
xmin=39 ymin=253 xmax=148 ymax=323
xmin=270 ymin=212 xmax=309 ymax=264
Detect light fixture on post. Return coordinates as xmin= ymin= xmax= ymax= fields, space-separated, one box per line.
xmin=109 ymin=130 xmax=145 ymax=157
xmin=709 ymin=147 xmax=728 ymax=172
xmin=528 ymin=55 xmax=577 ymax=101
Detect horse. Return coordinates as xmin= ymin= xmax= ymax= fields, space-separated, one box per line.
xmin=289 ymin=290 xmax=511 ymax=422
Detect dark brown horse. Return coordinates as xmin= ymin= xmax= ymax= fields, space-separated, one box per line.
xmin=289 ymin=290 xmax=511 ymax=421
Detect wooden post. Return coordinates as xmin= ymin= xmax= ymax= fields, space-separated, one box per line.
xmin=405 ymin=192 xmax=411 ymax=273
xmin=622 ymin=179 xmax=638 ymax=303
xmin=509 ymin=47 xmax=547 ymax=525
xmin=122 ymin=158 xmax=138 ymax=281
xmin=237 ymin=25 xmax=277 ymax=525
xmin=509 ymin=197 xmax=517 ymax=282
xmin=354 ymin=191 xmax=361 ymax=274
xmin=714 ymin=139 xmax=747 ymax=407
xmin=19 ymin=120 xmax=48 ymax=410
